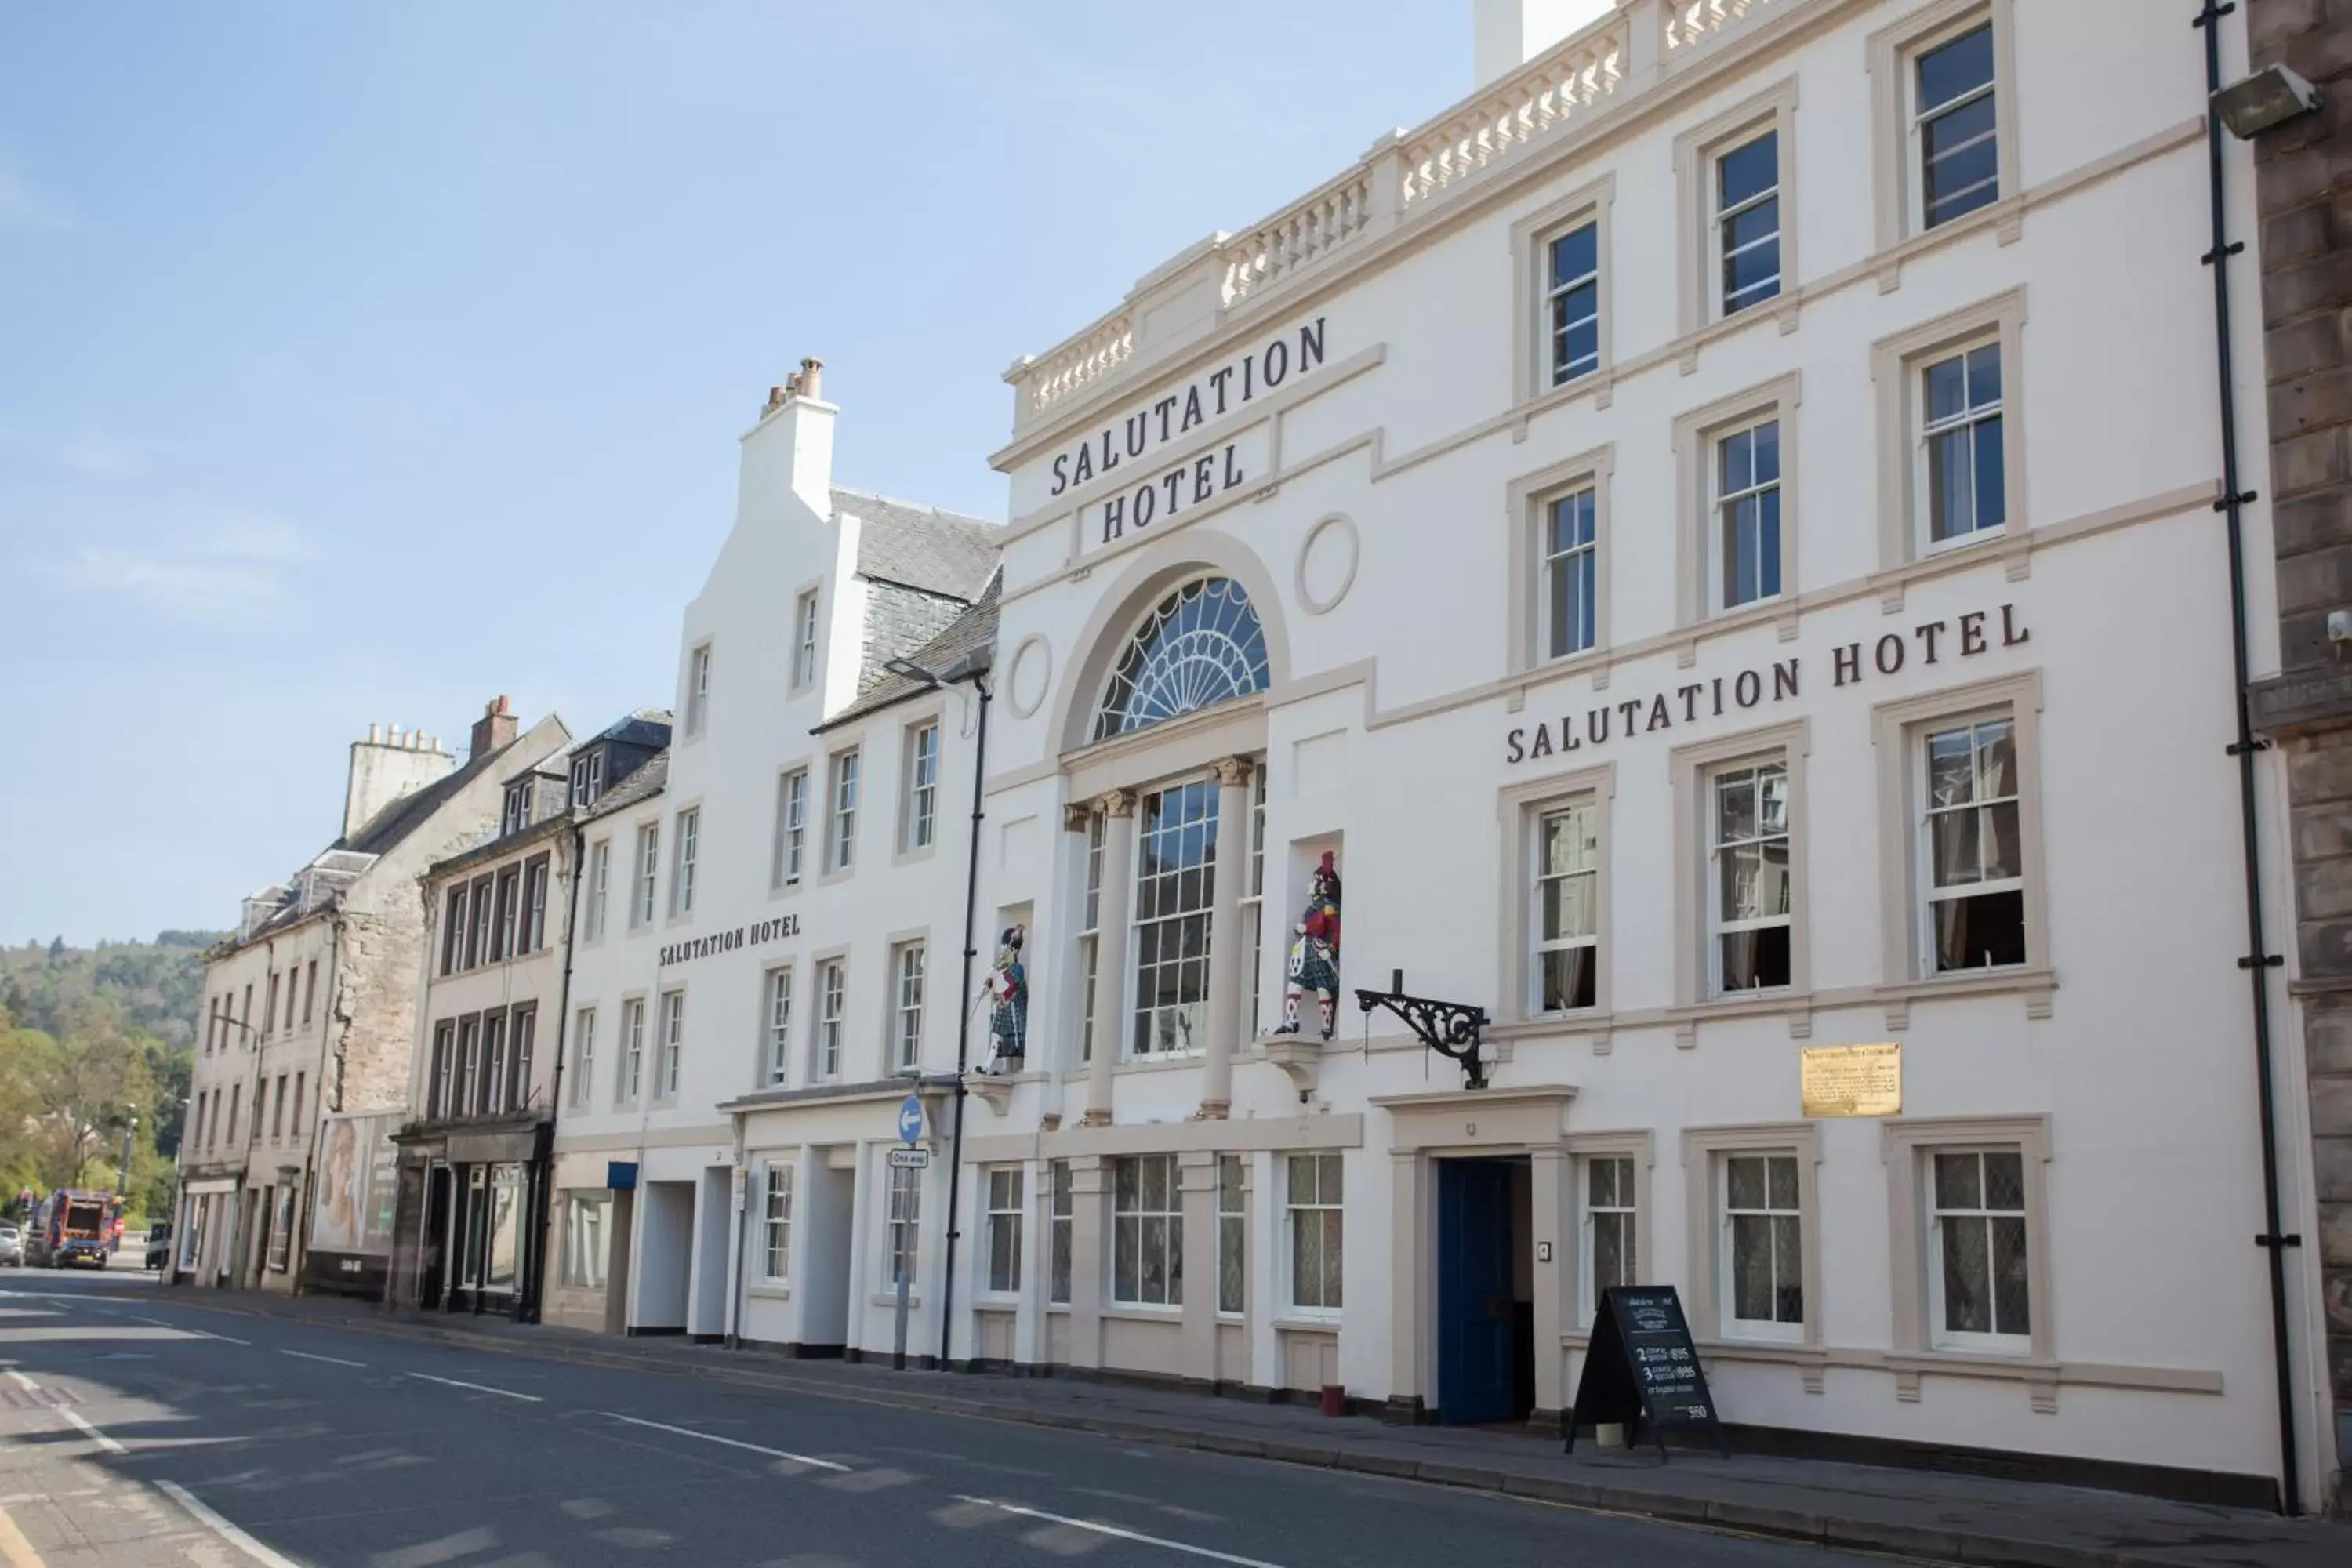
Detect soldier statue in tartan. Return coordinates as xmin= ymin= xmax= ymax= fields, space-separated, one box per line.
xmin=980 ymin=925 xmax=1028 ymax=1073
xmin=1273 ymin=851 xmax=1342 ymax=1040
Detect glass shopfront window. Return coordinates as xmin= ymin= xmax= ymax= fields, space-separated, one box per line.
xmin=485 ymin=1164 xmax=521 ymax=1291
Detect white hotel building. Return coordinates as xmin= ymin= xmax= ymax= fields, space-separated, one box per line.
xmin=543 ymin=358 xmax=1004 ymax=1356
xmin=941 ymin=0 xmax=2334 ymax=1513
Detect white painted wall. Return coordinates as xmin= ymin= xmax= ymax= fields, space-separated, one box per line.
xmin=550 ymin=376 xmax=997 ymax=1361
xmin=967 ymin=0 xmax=2312 ymax=1501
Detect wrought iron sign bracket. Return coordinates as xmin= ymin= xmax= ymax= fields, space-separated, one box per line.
xmin=1356 ymin=968 xmax=1492 ymax=1091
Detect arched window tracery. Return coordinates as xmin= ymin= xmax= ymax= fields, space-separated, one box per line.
xmin=1090 ymin=578 xmax=1269 ymax=743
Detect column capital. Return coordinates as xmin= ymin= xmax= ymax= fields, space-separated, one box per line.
xmin=1062 ymin=802 xmax=1096 ymax=833
xmin=1096 ymin=788 xmax=1138 ymax=819
xmin=1211 ymin=755 xmax=1255 ymax=789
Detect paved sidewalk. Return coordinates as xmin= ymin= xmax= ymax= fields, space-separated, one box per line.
xmin=162 ymin=1283 xmax=2347 ymax=1568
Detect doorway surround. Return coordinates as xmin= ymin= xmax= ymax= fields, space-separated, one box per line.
xmin=1371 ymin=1086 xmax=1576 ymax=1421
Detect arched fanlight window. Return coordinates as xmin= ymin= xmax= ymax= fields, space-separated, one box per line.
xmin=1091 ymin=578 xmax=1270 ymax=742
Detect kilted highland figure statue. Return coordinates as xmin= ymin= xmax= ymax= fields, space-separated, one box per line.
xmin=979 ymin=925 xmax=1028 ymax=1073
xmin=1273 ymin=851 xmax=1342 ymax=1040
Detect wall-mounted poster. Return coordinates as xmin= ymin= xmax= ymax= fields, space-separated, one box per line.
xmin=308 ymin=1111 xmax=400 ymax=1257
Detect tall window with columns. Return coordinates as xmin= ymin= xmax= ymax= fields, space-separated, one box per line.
xmin=1131 ymin=779 xmax=1217 ymax=1057
xmin=1074 ymin=578 xmax=1274 ymax=1125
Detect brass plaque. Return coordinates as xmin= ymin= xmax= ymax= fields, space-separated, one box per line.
xmin=1800 ymin=1043 xmax=1902 ymax=1118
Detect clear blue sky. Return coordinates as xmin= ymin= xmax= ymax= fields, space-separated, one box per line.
xmin=0 ymin=2 xmax=1468 ymax=946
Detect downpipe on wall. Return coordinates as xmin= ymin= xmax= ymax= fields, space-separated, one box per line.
xmin=2194 ymin=0 xmax=2303 ymax=1517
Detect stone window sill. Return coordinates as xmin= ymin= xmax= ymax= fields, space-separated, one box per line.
xmin=1102 ymin=1305 xmax=1183 ymax=1323
xmin=1670 ymin=597 xmax=1802 ymax=668
xmin=1664 ymin=991 xmax=1816 ymax=1048
xmin=1874 ymin=967 xmax=2056 ymax=1029
xmin=746 ymin=1283 xmax=791 ymax=1301
xmin=1114 ymin=1053 xmax=1204 ymax=1076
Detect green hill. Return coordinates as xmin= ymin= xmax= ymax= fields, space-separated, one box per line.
xmin=0 ymin=931 xmax=217 ymax=1049
xmin=0 ymin=932 xmax=216 ymax=1216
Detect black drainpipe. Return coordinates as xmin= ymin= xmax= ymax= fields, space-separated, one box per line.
xmin=2194 ymin=0 xmax=2303 ymax=1516
xmin=522 ymin=821 xmax=586 ymax=1326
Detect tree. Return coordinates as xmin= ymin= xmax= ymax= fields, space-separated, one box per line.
xmin=1 ymin=998 xmax=161 ymax=1192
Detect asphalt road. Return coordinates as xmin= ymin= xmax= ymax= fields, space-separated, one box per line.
xmin=0 ymin=1269 xmax=1896 ymax=1568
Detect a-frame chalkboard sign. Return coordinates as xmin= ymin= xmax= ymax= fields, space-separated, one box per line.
xmin=1563 ymin=1285 xmax=1727 ymax=1460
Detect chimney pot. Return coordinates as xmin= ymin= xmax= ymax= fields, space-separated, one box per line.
xmin=798 ymin=356 xmax=823 ymax=403
xmin=766 ymin=384 xmax=787 ymax=412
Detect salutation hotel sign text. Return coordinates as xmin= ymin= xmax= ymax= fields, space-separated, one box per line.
xmin=1046 ymin=318 xmax=1329 ymax=547
xmin=1504 ymin=604 xmax=2031 ymax=764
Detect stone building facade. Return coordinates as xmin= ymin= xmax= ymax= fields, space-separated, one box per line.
xmin=387 ymin=751 xmax=582 ymax=1319
xmin=175 ymin=701 xmax=571 ymax=1296
xmin=2241 ymin=0 xmax=2352 ymax=1515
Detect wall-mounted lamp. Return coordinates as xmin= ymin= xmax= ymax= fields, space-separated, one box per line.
xmin=2213 ymin=64 xmax=2324 ymax=140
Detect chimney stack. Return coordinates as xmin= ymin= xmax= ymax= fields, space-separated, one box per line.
xmin=343 ymin=720 xmax=456 ymax=840
xmin=1472 ymin=0 xmax=1616 ymax=87
xmin=470 ymin=694 xmax=518 ymax=757
xmin=745 ymin=351 xmax=837 ymax=517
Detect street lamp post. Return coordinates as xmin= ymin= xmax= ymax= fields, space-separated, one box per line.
xmin=883 ymin=648 xmax=991 ymax=1374
xmin=118 ymin=1110 xmax=137 ymax=1251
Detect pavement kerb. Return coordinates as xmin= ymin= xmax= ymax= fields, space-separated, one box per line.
xmin=129 ymin=1290 xmax=2276 ymax=1568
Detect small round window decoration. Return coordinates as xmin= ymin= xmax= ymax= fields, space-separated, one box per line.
xmin=1007 ymin=633 xmax=1053 ymax=720
xmin=1091 ymin=577 xmax=1271 ymax=743
xmin=1295 ymin=512 xmax=1359 ymax=615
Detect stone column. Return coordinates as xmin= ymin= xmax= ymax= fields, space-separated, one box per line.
xmin=1247 ymin=1150 xmax=1280 ymax=1393
xmin=1198 ymin=757 xmax=1254 ymax=1119
xmin=1528 ymin=1147 xmax=1571 ymax=1421
xmin=1013 ymin=1155 xmax=1047 ymax=1367
xmin=1178 ymin=1149 xmax=1219 ymax=1385
xmin=1054 ymin=803 xmax=1096 ymax=1132
xmin=1068 ymin=1155 xmax=1108 ymax=1370
xmin=1385 ymin=1149 xmax=1425 ymax=1421
xmin=1082 ymin=791 xmax=1137 ymax=1127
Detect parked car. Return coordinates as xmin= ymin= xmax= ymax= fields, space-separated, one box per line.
xmin=143 ymin=1223 xmax=171 ymax=1272
xmin=0 ymin=1223 xmax=22 ymax=1267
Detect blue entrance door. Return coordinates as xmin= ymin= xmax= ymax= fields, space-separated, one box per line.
xmin=1436 ymin=1160 xmax=1516 ymax=1425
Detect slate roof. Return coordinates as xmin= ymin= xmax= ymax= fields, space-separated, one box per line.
xmin=580 ymin=709 xmax=673 ymax=752
xmin=578 ymin=750 xmax=669 ymax=824
xmin=834 ymin=487 xmax=1001 ymax=601
xmin=818 ymin=575 xmax=1000 ymax=732
xmin=858 ymin=579 xmax=973 ymax=696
